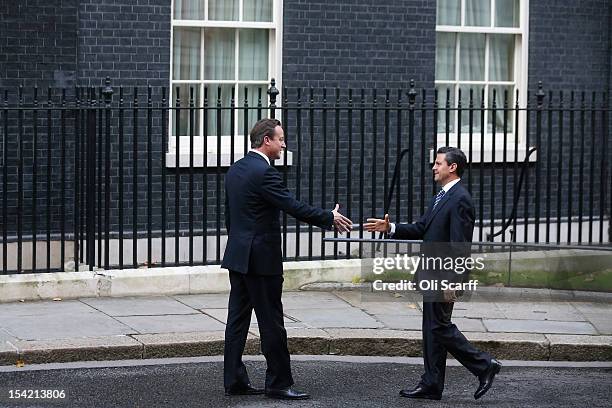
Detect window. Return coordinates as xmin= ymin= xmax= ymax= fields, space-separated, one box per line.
xmin=435 ymin=0 xmax=530 ymax=162
xmin=170 ymin=0 xmax=283 ymax=167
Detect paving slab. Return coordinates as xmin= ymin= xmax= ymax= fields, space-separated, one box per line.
xmin=357 ymin=302 xmax=422 ymax=316
xmin=284 ymin=307 xmax=384 ymax=329
xmin=172 ymin=293 xmax=230 ymax=309
xmin=451 ymin=303 xmax=507 ymax=319
xmin=333 ymin=290 xmax=423 ymax=308
xmin=570 ymin=302 xmax=612 ymax=315
xmin=282 ymin=292 xmax=354 ymax=309
xmin=494 ymin=301 xmax=586 ymax=321
xmin=0 ymin=300 xmax=97 ymax=318
xmin=483 ymin=318 xmax=598 ymax=335
xmin=546 ymin=334 xmax=612 ymax=361
xmin=200 ymin=308 xmax=300 ymax=327
xmin=133 ymin=331 xmax=260 ymax=358
xmin=583 ymin=317 xmax=612 ymax=335
xmin=80 ymin=296 xmax=197 ymax=316
xmin=0 ymin=312 xmax=135 ymax=340
xmin=115 ymin=314 xmax=226 ymax=334
xmin=371 ymin=315 xmax=423 ymax=330
xmin=14 ymin=336 xmax=143 ymax=364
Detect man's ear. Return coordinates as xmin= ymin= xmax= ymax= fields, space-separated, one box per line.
xmin=449 ymin=162 xmax=458 ymax=173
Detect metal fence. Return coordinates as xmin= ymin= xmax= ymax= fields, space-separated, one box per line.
xmin=0 ymin=78 xmax=610 ymax=274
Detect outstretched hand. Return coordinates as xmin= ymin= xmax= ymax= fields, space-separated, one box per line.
xmin=363 ymin=214 xmax=391 ymax=233
xmin=332 ymin=203 xmax=353 ymax=234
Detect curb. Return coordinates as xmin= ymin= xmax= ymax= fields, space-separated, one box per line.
xmin=0 ymin=260 xmax=362 ymax=303
xmin=2 ymin=331 xmax=611 ymax=367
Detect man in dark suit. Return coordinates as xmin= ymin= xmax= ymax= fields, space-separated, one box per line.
xmin=364 ymin=147 xmax=501 ymax=401
xmin=222 ymin=118 xmax=352 ymax=400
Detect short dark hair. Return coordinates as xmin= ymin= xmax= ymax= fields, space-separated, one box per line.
xmin=250 ymin=118 xmax=282 ymax=148
xmin=436 ymin=146 xmax=467 ymax=177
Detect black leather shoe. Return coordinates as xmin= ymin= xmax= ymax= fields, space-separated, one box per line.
xmin=399 ymin=384 xmax=442 ymax=400
xmin=265 ymin=387 xmax=310 ymax=400
xmin=224 ymin=384 xmax=264 ymax=396
xmin=474 ymin=359 xmax=502 ymax=400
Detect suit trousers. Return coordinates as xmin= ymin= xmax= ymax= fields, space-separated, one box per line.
xmin=420 ymin=301 xmax=491 ymax=393
xmin=224 ymin=271 xmax=294 ymax=391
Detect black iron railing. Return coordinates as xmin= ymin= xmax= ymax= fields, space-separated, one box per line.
xmin=0 ymin=78 xmax=610 ymax=273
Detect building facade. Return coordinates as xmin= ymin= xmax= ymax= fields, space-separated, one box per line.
xmin=0 ymin=0 xmax=610 ymax=271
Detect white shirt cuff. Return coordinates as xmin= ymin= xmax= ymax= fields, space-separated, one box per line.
xmin=388 ymin=223 xmax=396 ymax=237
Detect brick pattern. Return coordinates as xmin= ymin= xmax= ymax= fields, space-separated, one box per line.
xmin=0 ymin=0 xmax=77 ymax=88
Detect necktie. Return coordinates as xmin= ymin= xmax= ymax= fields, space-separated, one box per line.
xmin=433 ymin=189 xmax=446 ymax=210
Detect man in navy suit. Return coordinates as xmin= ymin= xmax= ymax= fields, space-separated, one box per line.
xmin=364 ymin=147 xmax=501 ymax=401
xmin=222 ymin=118 xmax=352 ymax=400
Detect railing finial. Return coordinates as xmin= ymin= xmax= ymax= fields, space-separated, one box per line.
xmin=408 ymin=79 xmax=416 ymax=107
xmin=267 ymin=78 xmax=279 ymax=108
xmin=102 ymin=77 xmax=113 ymax=107
xmin=536 ymin=81 xmax=545 ymax=108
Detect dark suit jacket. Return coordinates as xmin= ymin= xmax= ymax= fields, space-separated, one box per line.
xmin=221 ymin=151 xmax=334 ymax=275
xmin=393 ymin=181 xmax=475 ymax=243
xmin=392 ymin=181 xmax=475 ymax=293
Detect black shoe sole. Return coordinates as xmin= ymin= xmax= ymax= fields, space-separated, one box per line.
xmin=399 ymin=391 xmax=442 ymax=400
xmin=265 ymin=393 xmax=310 ymax=400
xmin=225 ymin=390 xmax=264 ymax=396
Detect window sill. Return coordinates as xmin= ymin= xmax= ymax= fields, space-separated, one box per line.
xmin=430 ymin=134 xmax=538 ymax=163
xmin=165 ymin=150 xmax=293 ymax=168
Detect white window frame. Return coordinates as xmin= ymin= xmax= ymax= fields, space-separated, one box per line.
xmin=168 ymin=0 xmax=286 ymax=167
xmin=434 ymin=0 xmax=534 ymax=163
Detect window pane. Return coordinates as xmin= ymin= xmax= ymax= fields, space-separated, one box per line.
xmin=173 ymin=0 xmax=204 ymax=20
xmin=173 ymin=28 xmax=200 ymax=80
xmin=459 ymin=34 xmax=485 ymax=81
xmin=465 ymin=0 xmax=491 ymax=27
xmin=172 ymin=85 xmax=200 ymax=137
xmin=435 ymin=33 xmax=456 ymax=80
xmin=204 ymin=28 xmax=235 ymax=80
xmin=243 ymin=0 xmax=273 ymax=22
xmin=436 ymin=86 xmax=455 ymax=134
xmin=437 ymin=0 xmax=460 ymax=25
xmin=459 ymin=85 xmax=484 ymax=133
xmin=239 ymin=29 xmax=269 ymax=80
xmin=489 ymin=34 xmax=514 ymax=81
xmin=495 ymin=0 xmax=520 ymax=27
xmin=209 ymin=0 xmax=238 ymax=21
xmin=488 ymin=86 xmax=514 ymax=133
xmin=205 ymin=84 xmax=234 ymax=136
xmin=238 ymin=85 xmax=267 ymax=138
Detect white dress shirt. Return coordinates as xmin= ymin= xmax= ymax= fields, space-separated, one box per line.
xmin=251 ymin=149 xmax=271 ymax=165
xmin=388 ymin=178 xmax=461 ymax=236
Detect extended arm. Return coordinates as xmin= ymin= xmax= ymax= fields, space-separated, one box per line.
xmin=260 ymin=167 xmax=334 ymax=230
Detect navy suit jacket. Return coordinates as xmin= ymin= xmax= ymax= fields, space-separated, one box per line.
xmin=221 ymin=151 xmax=334 ymax=275
xmin=393 ymin=181 xmax=475 ymax=243
xmin=392 ymin=181 xmax=475 ymax=291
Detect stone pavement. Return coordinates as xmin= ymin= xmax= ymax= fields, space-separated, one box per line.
xmin=0 ymin=287 xmax=610 ymax=366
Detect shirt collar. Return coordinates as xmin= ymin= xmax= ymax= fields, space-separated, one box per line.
xmin=251 ymin=149 xmax=270 ymax=165
xmin=441 ymin=178 xmax=461 ymax=193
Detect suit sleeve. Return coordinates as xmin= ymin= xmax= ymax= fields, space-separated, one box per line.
xmin=392 ymin=213 xmax=428 ymax=240
xmin=449 ymin=196 xmax=475 ymax=242
xmin=224 ymin=188 xmax=231 ymax=234
xmin=446 ymin=196 xmax=476 ymax=284
xmin=260 ymin=166 xmax=334 ymax=230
